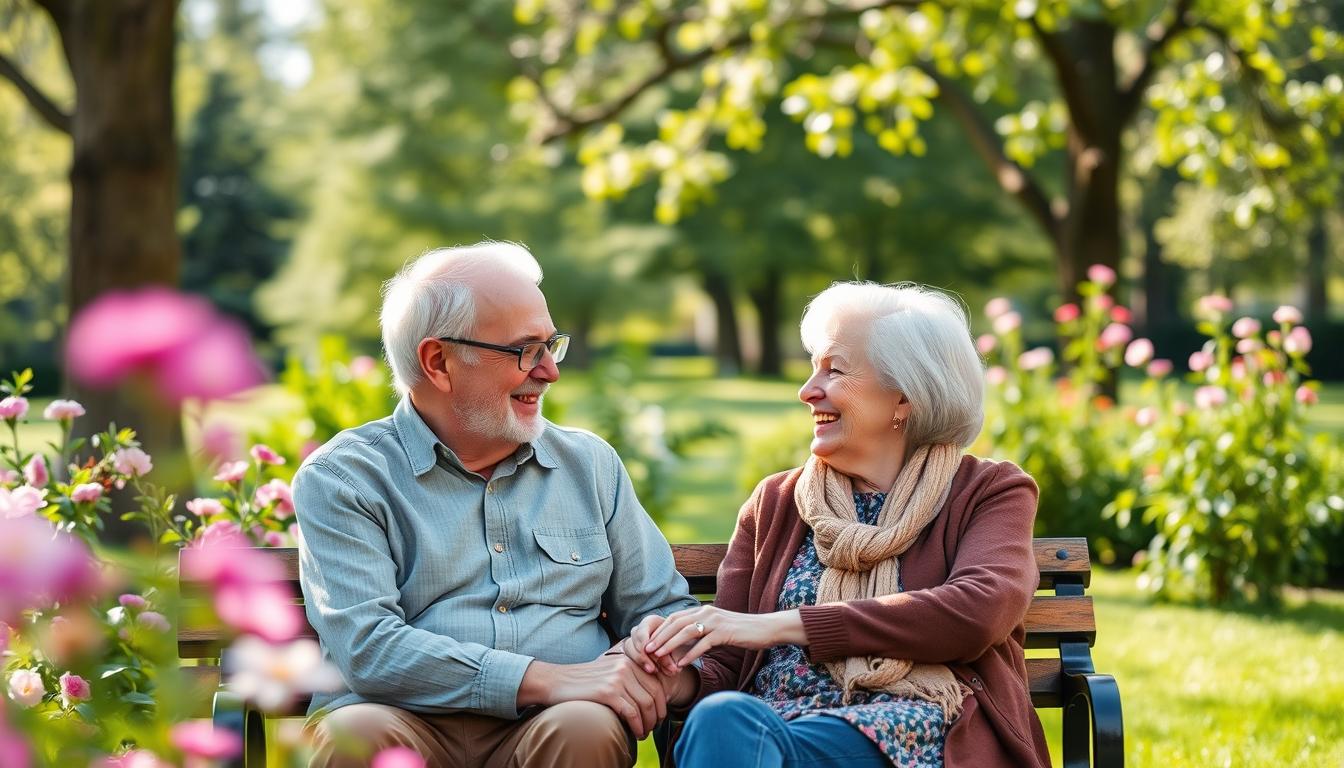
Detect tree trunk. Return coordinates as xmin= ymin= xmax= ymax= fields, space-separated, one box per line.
xmin=747 ymin=265 xmax=783 ymax=377
xmin=1139 ymin=168 xmax=1183 ymax=332
xmin=1305 ymin=210 xmax=1328 ymax=322
xmin=701 ymin=269 xmax=742 ymax=376
xmin=52 ymin=0 xmax=184 ymax=542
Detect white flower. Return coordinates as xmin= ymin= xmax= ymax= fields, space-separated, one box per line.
xmin=8 ymin=668 xmax=45 ymax=708
xmin=112 ymin=447 xmax=153 ymax=477
xmin=226 ymin=637 xmax=343 ymax=712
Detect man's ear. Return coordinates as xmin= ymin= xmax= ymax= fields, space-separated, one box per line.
xmin=417 ymin=338 xmax=454 ymax=394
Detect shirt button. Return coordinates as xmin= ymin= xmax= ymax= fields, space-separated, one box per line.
xmin=493 ymin=543 xmax=505 ymax=553
xmin=497 ymin=604 xmax=508 ymax=613
xmin=570 ymin=552 xmax=580 ymax=561
xmin=486 ymin=484 xmax=494 ymax=494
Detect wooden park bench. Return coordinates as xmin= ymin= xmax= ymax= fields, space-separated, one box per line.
xmin=179 ymin=537 xmax=1122 ymax=767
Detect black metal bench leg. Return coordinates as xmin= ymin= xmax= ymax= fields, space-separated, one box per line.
xmin=1060 ymin=641 xmax=1124 ymax=768
xmin=214 ymin=689 xmax=267 ymax=768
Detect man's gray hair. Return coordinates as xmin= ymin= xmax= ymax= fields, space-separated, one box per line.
xmin=380 ymin=242 xmax=543 ymax=397
xmin=799 ymin=281 xmax=984 ymax=449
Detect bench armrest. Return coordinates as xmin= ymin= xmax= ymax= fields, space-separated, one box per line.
xmin=1061 ymin=668 xmax=1124 ymax=768
xmin=213 ymin=688 xmax=268 ymax=768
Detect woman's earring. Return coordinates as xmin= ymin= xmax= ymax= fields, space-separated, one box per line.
xmin=892 ymin=416 xmax=905 ymax=431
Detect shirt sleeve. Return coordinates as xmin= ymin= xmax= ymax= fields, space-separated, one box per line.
xmin=596 ymin=442 xmax=700 ymax=638
xmin=295 ymin=459 xmax=533 ymax=718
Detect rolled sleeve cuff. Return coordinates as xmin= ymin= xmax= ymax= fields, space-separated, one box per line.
xmin=798 ymin=603 xmax=849 ymax=662
xmin=476 ymin=649 xmax=534 ymax=719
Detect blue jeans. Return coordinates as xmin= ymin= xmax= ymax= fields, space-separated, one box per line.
xmin=673 ymin=691 xmax=889 ymax=768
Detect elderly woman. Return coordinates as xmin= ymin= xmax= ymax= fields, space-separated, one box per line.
xmin=626 ymin=282 xmax=1051 ymax=768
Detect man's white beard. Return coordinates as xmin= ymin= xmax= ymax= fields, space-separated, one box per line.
xmin=455 ymin=388 xmax=546 ymax=446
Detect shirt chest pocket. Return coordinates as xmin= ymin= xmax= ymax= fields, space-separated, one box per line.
xmin=532 ymin=526 xmax=614 ymax=608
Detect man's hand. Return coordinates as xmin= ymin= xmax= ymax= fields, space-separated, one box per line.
xmin=623 ymin=614 xmax=684 ymax=677
xmin=517 ymin=652 xmax=669 ymax=738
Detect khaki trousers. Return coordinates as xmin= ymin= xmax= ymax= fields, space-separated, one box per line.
xmin=307 ymin=701 xmax=636 ymax=768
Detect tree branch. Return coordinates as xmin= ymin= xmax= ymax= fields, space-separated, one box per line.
xmin=922 ymin=66 xmax=1059 ymax=242
xmin=1029 ymin=19 xmax=1101 ymax=141
xmin=0 ymin=49 xmax=71 ymax=134
xmin=1118 ymin=0 xmax=1195 ymax=124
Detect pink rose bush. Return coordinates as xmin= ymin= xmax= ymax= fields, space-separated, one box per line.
xmin=977 ymin=270 xmax=1342 ymax=605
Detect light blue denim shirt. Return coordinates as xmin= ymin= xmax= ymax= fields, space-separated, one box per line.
xmin=293 ymin=398 xmax=697 ymax=719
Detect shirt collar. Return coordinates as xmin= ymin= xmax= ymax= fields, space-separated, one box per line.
xmin=393 ymin=398 xmax=558 ymax=476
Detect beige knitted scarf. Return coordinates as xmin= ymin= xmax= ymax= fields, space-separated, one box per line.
xmin=794 ymin=443 xmax=970 ymax=719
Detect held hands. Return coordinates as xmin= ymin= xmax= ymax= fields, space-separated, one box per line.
xmin=640 ymin=606 xmax=805 ymax=669
xmin=521 ymin=651 xmax=669 ymax=738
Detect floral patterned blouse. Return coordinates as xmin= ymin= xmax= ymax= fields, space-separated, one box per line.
xmin=749 ymin=492 xmax=949 ymax=767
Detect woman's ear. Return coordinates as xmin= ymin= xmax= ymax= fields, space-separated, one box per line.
xmin=417 ymin=338 xmax=454 ymax=394
xmin=893 ymin=391 xmax=912 ymax=422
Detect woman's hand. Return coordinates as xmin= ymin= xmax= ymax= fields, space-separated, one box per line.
xmin=644 ymin=606 xmax=805 ymax=668
xmin=622 ymin=613 xmax=679 ymax=675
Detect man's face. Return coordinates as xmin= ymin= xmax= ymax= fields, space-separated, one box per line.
xmin=445 ymin=275 xmax=560 ymax=449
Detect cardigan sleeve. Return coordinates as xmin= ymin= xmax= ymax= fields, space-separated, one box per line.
xmin=798 ymin=462 xmax=1040 ymax=665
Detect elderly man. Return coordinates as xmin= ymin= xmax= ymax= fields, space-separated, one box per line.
xmin=294 ymin=242 xmax=697 ymax=768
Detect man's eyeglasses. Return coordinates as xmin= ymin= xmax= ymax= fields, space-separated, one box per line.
xmin=438 ymin=334 xmax=570 ymax=371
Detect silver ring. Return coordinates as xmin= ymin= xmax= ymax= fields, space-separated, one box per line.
xmin=694 ymin=622 xmax=705 ymax=636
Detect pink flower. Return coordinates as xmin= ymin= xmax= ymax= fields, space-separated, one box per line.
xmin=0 ymin=721 xmax=31 ymax=768
xmin=1195 ymin=294 xmax=1234 ymax=317
xmin=1229 ymin=358 xmax=1246 ymax=381
xmin=349 ymin=356 xmax=378 ymax=379
xmin=262 ymin=530 xmax=286 ymax=548
xmin=372 ymin=746 xmax=427 ymax=768
xmin=1272 ymin=305 xmax=1303 ymax=326
xmin=214 ymin=460 xmax=249 ymax=484
xmin=1284 ymin=326 xmax=1312 ymax=355
xmin=185 ymin=497 xmax=225 ymax=518
xmin=119 ymin=594 xmax=148 ymax=610
xmin=65 ymin=288 xmax=267 ymax=405
xmin=975 ymin=334 xmax=997 ymax=356
xmin=1095 ymin=294 xmax=1114 ymax=311
xmin=1231 ymin=317 xmax=1261 ymax=339
xmin=42 ymin=400 xmax=85 ymax=421
xmin=0 ymin=517 xmax=99 ymax=624
xmin=136 ymin=611 xmax=170 ymax=631
xmin=1134 ymin=407 xmax=1158 ymax=428
xmin=1098 ymin=323 xmax=1133 ymax=351
xmin=71 ymin=483 xmax=104 ymax=504
xmin=1124 ymin=338 xmax=1154 ymax=368
xmin=984 ymin=366 xmax=1008 ymax=386
xmin=250 ymin=444 xmax=286 ymax=466
xmin=299 ymin=440 xmax=322 ymax=461
xmin=1296 ymin=386 xmax=1319 ymax=406
xmin=200 ymin=422 xmax=242 ymax=464
xmin=0 ymin=485 xmax=47 ymax=519
xmin=0 ymin=469 xmax=17 ymax=485
xmin=58 ymin=672 xmax=90 ymax=707
xmin=1188 ymin=350 xmax=1213 ymax=373
xmin=984 ymin=297 xmax=1012 ymax=320
xmin=195 ymin=519 xmax=243 ymax=548
xmin=0 ymin=397 xmax=28 ymax=420
xmin=183 ymin=532 xmax=304 ymax=642
xmin=1147 ymin=359 xmax=1173 ymax=378
xmin=1086 ymin=264 xmax=1116 ymax=287
xmin=170 ymin=722 xmax=242 ymax=760
xmin=1053 ymin=303 xmax=1080 ymax=324
xmin=1109 ymin=306 xmax=1132 ymax=324
xmin=253 ymin=479 xmax=294 ymax=518
xmin=93 ymin=750 xmax=173 ymax=768
xmin=8 ymin=668 xmax=45 ymax=708
xmin=112 ymin=447 xmax=153 ymax=478
xmin=1018 ymin=347 xmax=1054 ymax=371
xmin=1235 ymin=338 xmax=1262 ymax=355
xmin=992 ymin=311 xmax=1022 ymax=335
xmin=23 ymin=455 xmax=47 ymax=488
xmin=1194 ymin=386 xmax=1228 ymax=409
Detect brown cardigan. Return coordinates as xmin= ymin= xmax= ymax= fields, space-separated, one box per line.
xmin=689 ymin=455 xmax=1052 ymax=768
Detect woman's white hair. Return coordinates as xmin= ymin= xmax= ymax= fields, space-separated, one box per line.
xmin=380 ymin=241 xmax=543 ymax=397
xmin=799 ymin=281 xmax=984 ymax=449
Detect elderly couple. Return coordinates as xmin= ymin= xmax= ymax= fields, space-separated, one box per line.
xmin=295 ymin=242 xmax=1050 ymax=768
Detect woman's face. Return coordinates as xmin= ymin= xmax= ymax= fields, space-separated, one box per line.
xmin=798 ymin=325 xmax=909 ymax=478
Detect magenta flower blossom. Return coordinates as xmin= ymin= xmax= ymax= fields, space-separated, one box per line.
xmin=1098 ymin=323 xmax=1133 ymax=351
xmin=1194 ymin=386 xmax=1228 ymax=409
xmin=1272 ymin=305 xmax=1303 ymax=326
xmin=299 ymin=440 xmax=322 ymax=461
xmin=984 ymin=297 xmax=1012 ymax=320
xmin=1284 ymin=326 xmax=1312 ymax=355
xmin=170 ymin=722 xmax=243 ymax=760
xmin=200 ymin=422 xmax=242 ymax=464
xmin=1188 ymin=350 xmax=1213 ymax=373
xmin=1018 ymin=347 xmax=1054 ymax=371
xmin=93 ymin=750 xmax=173 ymax=768
xmin=0 ymin=517 xmax=99 ymax=624
xmin=185 ymin=497 xmax=225 ymax=518
xmin=1086 ymin=264 xmax=1116 ymax=287
xmin=65 ymin=287 xmax=267 ymax=405
xmin=183 ymin=530 xmax=304 ymax=642
xmin=136 ymin=611 xmax=170 ymax=631
xmin=213 ymin=460 xmax=249 ymax=484
xmin=992 ymin=311 xmax=1022 ymax=335
xmin=1 ymin=485 xmax=47 ymax=519
xmin=119 ymin=594 xmax=148 ymax=610
xmin=1124 ymin=339 xmax=1154 ymax=368
xmin=1147 ymin=359 xmax=1174 ymax=378
xmin=8 ymin=668 xmax=45 ymax=708
xmin=1231 ymin=317 xmax=1261 ymax=339
xmin=372 ymin=747 xmax=427 ymax=768
xmin=42 ymin=400 xmax=85 ymax=421
xmin=975 ymin=334 xmax=997 ymax=356
xmin=1195 ymin=294 xmax=1234 ymax=317
xmin=1053 ymin=303 xmax=1080 ymax=324
xmin=1109 ymin=306 xmax=1132 ymax=324
xmin=71 ymin=483 xmax=104 ymax=504
xmin=254 ymin=479 xmax=295 ymax=518
xmin=250 ymin=444 xmax=286 ymax=466
xmin=195 ymin=519 xmax=243 ymax=547
xmin=1296 ymin=386 xmax=1319 ymax=406
xmin=22 ymin=456 xmax=47 ymax=488
xmin=59 ymin=672 xmax=91 ymax=707
xmin=112 ymin=447 xmax=153 ymax=478
xmin=0 ymin=721 xmax=30 ymax=768
xmin=0 ymin=397 xmax=28 ymax=420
